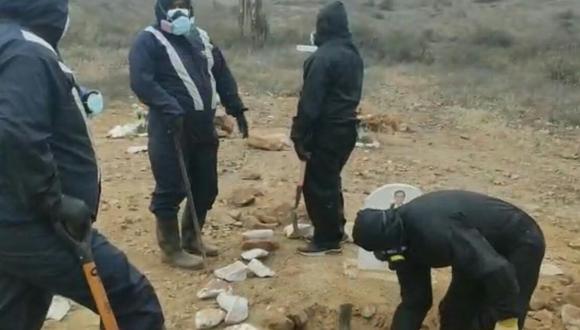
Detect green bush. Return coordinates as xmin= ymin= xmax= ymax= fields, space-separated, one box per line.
xmin=470 ymin=27 xmax=514 ymax=48
xmin=545 ymin=56 xmax=580 ymax=85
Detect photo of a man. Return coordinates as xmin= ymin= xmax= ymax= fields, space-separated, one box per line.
xmin=392 ymin=190 xmax=406 ymax=208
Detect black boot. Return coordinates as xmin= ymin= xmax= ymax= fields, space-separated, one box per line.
xmin=181 ymin=207 xmax=219 ymax=257
xmin=156 ymin=219 xmax=203 ymax=269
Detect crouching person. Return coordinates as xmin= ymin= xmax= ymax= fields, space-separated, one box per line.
xmin=353 ymin=190 xmax=545 ymax=330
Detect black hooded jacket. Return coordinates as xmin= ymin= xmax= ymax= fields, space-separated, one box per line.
xmin=130 ymin=0 xmax=245 ymax=144
xmin=354 ymin=190 xmax=545 ymax=330
xmin=0 ymin=0 xmax=100 ymax=224
xmin=291 ymin=1 xmax=364 ymax=147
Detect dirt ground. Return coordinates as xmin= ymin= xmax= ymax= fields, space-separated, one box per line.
xmin=43 ymin=68 xmax=580 ymax=329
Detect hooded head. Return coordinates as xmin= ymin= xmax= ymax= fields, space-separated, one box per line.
xmin=0 ymin=0 xmax=69 ymax=48
xmin=155 ymin=0 xmax=193 ymax=22
xmin=353 ymin=208 xmax=406 ymax=252
xmin=313 ymin=1 xmax=351 ymax=46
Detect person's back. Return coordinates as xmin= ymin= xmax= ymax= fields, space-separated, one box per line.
xmin=0 ymin=1 xmax=100 ymax=225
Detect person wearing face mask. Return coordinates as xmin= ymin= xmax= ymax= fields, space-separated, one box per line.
xmin=130 ymin=0 xmax=249 ymax=269
xmin=291 ymin=1 xmax=364 ymax=256
xmin=0 ymin=0 xmax=165 ymax=329
xmin=353 ymin=190 xmax=546 ymax=330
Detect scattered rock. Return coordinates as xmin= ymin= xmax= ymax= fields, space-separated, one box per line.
xmin=569 ymin=239 xmax=580 ymax=250
xmin=197 ymin=279 xmax=233 ymax=300
xmin=126 ymin=145 xmax=148 ymax=154
xmin=246 ymin=134 xmax=291 ymax=151
xmin=228 ymin=210 xmax=243 ymax=221
xmin=241 ymin=172 xmax=262 ymax=181
xmin=224 ymin=324 xmax=260 ymax=330
xmin=283 ymin=223 xmax=314 ymax=239
xmin=529 ymin=309 xmax=554 ymax=328
xmin=242 ymin=229 xmax=274 ymax=241
xmin=561 ymin=304 xmax=580 ymax=330
xmin=247 ymin=259 xmax=276 ymax=278
xmin=217 ymin=293 xmax=249 ymax=325
xmin=241 ymin=239 xmax=280 ymax=252
xmin=107 ymin=121 xmax=146 ymax=139
xmin=214 ymin=261 xmax=248 ymax=282
xmin=241 ymin=249 xmax=269 ymax=261
xmin=358 ymin=113 xmax=400 ymax=133
xmin=265 ymin=312 xmax=294 ymax=330
xmin=247 ymin=216 xmax=279 ymax=230
xmin=361 ymin=305 xmax=377 ymax=319
xmin=229 ymin=188 xmax=263 ymax=207
xmin=530 ymin=290 xmax=553 ymax=311
xmin=195 ymin=309 xmax=226 ymax=329
xmin=566 ymin=284 xmax=580 ymax=307
xmin=287 ymin=310 xmax=309 ymax=328
xmin=541 ymin=263 xmax=564 ymax=277
xmin=214 ymin=114 xmax=236 ymax=135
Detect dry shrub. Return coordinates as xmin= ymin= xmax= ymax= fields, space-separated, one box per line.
xmin=470 ymin=27 xmax=514 ymax=48
xmin=545 ymin=56 xmax=580 ymax=85
xmin=378 ymin=0 xmax=395 ymax=11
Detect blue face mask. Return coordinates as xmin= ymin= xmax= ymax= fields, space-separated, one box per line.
xmin=86 ymin=92 xmax=104 ymax=116
xmin=161 ymin=8 xmax=193 ymax=36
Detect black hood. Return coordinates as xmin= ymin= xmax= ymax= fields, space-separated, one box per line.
xmin=353 ymin=208 xmax=405 ymax=252
xmin=155 ymin=0 xmax=193 ymax=22
xmin=0 ymin=0 xmax=69 ymax=48
xmin=314 ymin=1 xmax=351 ymax=46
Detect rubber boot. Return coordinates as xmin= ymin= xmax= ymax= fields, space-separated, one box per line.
xmin=181 ymin=207 xmax=219 ymax=257
xmin=156 ymin=219 xmax=203 ymax=269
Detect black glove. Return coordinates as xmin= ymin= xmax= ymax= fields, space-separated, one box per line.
xmin=293 ymin=142 xmax=311 ymax=162
xmin=49 ymin=195 xmax=93 ymax=242
xmin=235 ymin=112 xmax=249 ymax=138
xmin=373 ymin=250 xmax=390 ymax=262
xmin=166 ymin=115 xmax=184 ymax=137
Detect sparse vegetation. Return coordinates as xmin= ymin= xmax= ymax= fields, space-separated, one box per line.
xmin=64 ymin=0 xmax=580 ymax=125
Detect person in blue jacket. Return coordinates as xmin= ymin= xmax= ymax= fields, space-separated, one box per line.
xmin=130 ymin=0 xmax=250 ymax=269
xmin=0 ymin=0 xmax=164 ymax=329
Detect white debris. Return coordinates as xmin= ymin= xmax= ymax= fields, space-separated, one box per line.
xmin=127 ymin=146 xmax=148 ymax=154
xmin=46 ymin=296 xmax=71 ymax=321
xmin=214 ymin=261 xmax=248 ymax=282
xmin=224 ymin=324 xmax=260 ymax=330
xmin=356 ymin=141 xmax=381 ymax=149
xmin=247 ymin=259 xmax=276 ymax=278
xmin=197 ymin=279 xmax=233 ymax=300
xmin=283 ymin=223 xmax=314 ymax=239
xmin=540 ymin=262 xmax=564 ymax=277
xmin=107 ymin=122 xmax=145 ymax=139
xmin=242 ymin=229 xmax=274 ymax=241
xmin=195 ymin=308 xmax=226 ymax=329
xmin=296 ymin=45 xmax=318 ymax=53
xmin=217 ymin=292 xmax=249 ymax=325
xmin=241 ymin=248 xmax=269 ymax=261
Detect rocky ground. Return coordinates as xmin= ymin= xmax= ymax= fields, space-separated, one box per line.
xmin=44 ymin=68 xmax=580 ymax=330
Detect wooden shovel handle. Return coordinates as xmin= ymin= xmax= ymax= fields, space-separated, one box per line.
xmin=83 ymin=262 xmax=119 ymax=330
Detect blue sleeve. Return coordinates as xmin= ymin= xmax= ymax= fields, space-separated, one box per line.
xmin=0 ymin=54 xmax=62 ymax=216
xmin=211 ymin=45 xmax=245 ymax=117
xmin=129 ymin=32 xmax=184 ymax=117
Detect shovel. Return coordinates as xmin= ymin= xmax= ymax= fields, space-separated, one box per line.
xmin=53 ymin=223 xmax=119 ymax=330
xmin=173 ymin=134 xmax=208 ymax=268
xmin=288 ymin=162 xmax=307 ymax=239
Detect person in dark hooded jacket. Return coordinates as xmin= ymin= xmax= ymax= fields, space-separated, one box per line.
xmin=0 ymin=0 xmax=164 ymax=329
xmin=129 ymin=0 xmax=249 ymax=269
xmin=353 ymin=190 xmax=545 ymax=330
xmin=291 ymin=1 xmax=364 ymax=256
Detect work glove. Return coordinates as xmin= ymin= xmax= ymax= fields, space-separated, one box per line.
xmin=293 ymin=142 xmax=311 ymax=162
xmin=48 ymin=195 xmax=93 ymax=242
xmin=494 ymin=318 xmax=518 ymax=330
xmin=166 ymin=114 xmax=184 ymax=137
xmin=235 ymin=112 xmax=249 ymax=138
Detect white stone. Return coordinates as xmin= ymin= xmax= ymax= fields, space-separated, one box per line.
xmin=283 ymin=223 xmax=314 ymax=239
xmin=242 ymin=230 xmax=274 ymax=241
xmin=214 ymin=261 xmax=248 ymax=282
xmin=540 ymin=262 xmax=564 ymax=277
xmin=46 ymin=296 xmax=71 ymax=321
xmin=247 ymin=259 xmax=275 ymax=278
xmin=241 ymin=248 xmax=269 ymax=261
xmin=195 ymin=308 xmax=226 ymax=329
xmin=197 ymin=279 xmax=233 ymax=300
xmin=217 ymin=293 xmax=249 ymax=325
xmin=127 ymin=145 xmax=148 ymax=154
xmin=224 ymin=324 xmax=260 ymax=330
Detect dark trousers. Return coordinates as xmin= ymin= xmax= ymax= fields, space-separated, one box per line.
xmin=439 ymin=227 xmax=545 ymax=330
xmin=303 ymin=125 xmax=357 ymax=246
xmin=148 ymin=128 xmax=218 ymax=225
xmin=0 ymin=223 xmax=164 ymax=330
